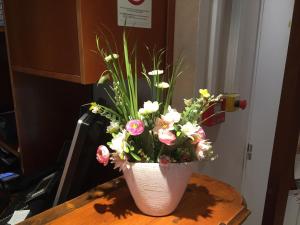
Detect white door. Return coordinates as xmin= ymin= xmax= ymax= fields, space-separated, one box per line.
xmin=173 ymin=0 xmax=295 ymax=224
xmin=241 ymin=0 xmax=295 ymax=224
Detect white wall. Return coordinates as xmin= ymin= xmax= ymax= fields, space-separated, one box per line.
xmin=172 ymin=0 xmax=205 ymax=111
xmin=173 ymin=0 xmax=259 ymax=190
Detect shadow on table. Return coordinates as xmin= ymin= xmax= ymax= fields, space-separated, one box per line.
xmin=91 ymin=180 xmax=225 ymax=221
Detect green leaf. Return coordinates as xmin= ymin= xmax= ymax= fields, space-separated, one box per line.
xmin=96 ymin=35 xmax=101 ymax=52
xmin=142 ymin=63 xmax=151 ymax=88
xmin=176 ymin=131 xmax=181 ymax=137
xmin=130 ymin=152 xmax=141 ymax=161
xmin=124 ymin=146 xmax=129 ymax=153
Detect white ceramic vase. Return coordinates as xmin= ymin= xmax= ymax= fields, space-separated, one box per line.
xmin=122 ymin=162 xmax=197 ymax=216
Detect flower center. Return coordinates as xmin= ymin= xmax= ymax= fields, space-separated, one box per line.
xmin=131 ymin=123 xmax=138 ymax=129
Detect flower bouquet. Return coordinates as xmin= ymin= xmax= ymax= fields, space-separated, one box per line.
xmin=90 ymin=33 xmax=223 ymax=216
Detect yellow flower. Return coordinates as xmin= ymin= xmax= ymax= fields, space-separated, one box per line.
xmin=89 ymin=103 xmax=100 ymax=114
xmin=199 ymin=89 xmax=210 ymax=98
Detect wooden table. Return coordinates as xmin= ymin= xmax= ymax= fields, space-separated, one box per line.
xmin=19 ymin=174 xmax=250 ymax=225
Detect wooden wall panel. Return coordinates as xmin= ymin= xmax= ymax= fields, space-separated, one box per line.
xmin=13 ymin=73 xmax=91 ymax=175
xmin=79 ymin=0 xmax=173 ymax=84
xmin=3 ymin=0 xmax=175 ymax=84
xmin=4 ymin=0 xmax=81 ymax=80
xmin=0 ymin=32 xmax=13 ymax=112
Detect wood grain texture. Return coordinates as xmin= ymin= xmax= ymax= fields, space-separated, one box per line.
xmin=2 ymin=0 xmax=92 ymax=174
xmin=165 ymin=0 xmax=176 ymax=69
xmin=0 ymin=29 xmax=17 ymax=156
xmin=4 ymin=0 xmax=81 ymax=80
xmin=12 ymin=66 xmax=81 ymax=83
xmin=0 ymin=137 xmax=18 ymax=157
xmin=78 ymin=0 xmax=172 ymax=84
xmin=12 ymin=73 xmax=91 ymax=175
xmin=3 ymin=0 xmax=174 ymax=84
xmin=20 ymin=174 xmax=250 ymax=225
xmin=0 ymin=32 xmax=14 ymax=112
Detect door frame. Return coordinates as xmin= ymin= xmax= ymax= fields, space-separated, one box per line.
xmin=261 ymin=1 xmax=300 ymax=224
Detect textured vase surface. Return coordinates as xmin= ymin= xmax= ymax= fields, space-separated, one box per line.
xmin=122 ymin=162 xmax=196 ymax=216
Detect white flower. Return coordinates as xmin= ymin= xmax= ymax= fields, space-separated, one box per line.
xmin=184 ymin=98 xmax=193 ymax=106
xmin=104 ymin=54 xmax=119 ymax=62
xmin=180 ymin=122 xmax=199 ymax=138
xmin=148 ymin=70 xmax=164 ymax=76
xmin=106 ymin=121 xmax=120 ymax=134
xmin=98 ymin=74 xmax=110 ymax=84
xmin=155 ymin=82 xmax=169 ymax=89
xmin=152 ymin=117 xmax=174 ymax=134
xmin=138 ymin=101 xmax=159 ymax=115
xmin=110 ymin=153 xmax=131 ymax=171
xmin=197 ymin=140 xmax=212 ymax=151
xmin=162 ymin=106 xmax=181 ymax=123
xmin=197 ymin=149 xmax=205 ymax=159
xmin=90 ymin=105 xmax=100 ymax=114
xmin=195 ymin=140 xmax=212 ymax=160
xmin=108 ymin=130 xmax=127 ymax=154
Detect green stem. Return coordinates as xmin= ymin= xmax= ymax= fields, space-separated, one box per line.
xmin=156 ymin=144 xmax=165 ymax=161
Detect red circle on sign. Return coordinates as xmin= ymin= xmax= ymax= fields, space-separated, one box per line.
xmin=128 ymin=0 xmax=145 ymax=5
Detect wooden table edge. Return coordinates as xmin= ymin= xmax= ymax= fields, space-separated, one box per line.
xmin=227 ymin=207 xmax=251 ymax=225
xmin=18 ymin=177 xmax=123 ymax=225
xmin=18 ymin=174 xmax=250 ymax=225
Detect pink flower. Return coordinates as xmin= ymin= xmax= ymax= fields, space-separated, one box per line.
xmin=191 ymin=127 xmax=206 ymax=144
xmin=126 ymin=120 xmax=144 ymax=136
xmin=153 ymin=117 xmax=174 ymax=134
xmin=96 ymin=145 xmax=110 ymax=166
xmin=158 ymin=155 xmax=171 ymax=166
xmin=158 ymin=129 xmax=176 ymax=146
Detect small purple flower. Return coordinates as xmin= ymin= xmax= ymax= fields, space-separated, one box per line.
xmin=126 ymin=120 xmax=144 ymax=136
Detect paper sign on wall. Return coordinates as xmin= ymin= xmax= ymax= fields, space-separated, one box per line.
xmin=118 ymin=0 xmax=152 ymax=29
